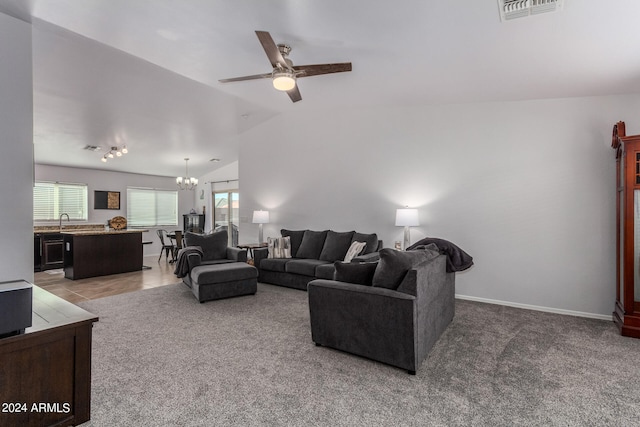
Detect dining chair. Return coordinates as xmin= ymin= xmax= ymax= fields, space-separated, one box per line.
xmin=172 ymin=230 xmax=183 ymax=261
xmin=156 ymin=229 xmax=176 ymax=263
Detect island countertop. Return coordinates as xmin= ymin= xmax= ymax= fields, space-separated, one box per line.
xmin=34 ymin=224 xmax=105 ymax=234
xmin=60 ymin=229 xmax=148 ymax=236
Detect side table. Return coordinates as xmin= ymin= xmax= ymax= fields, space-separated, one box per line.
xmin=237 ymin=243 xmax=268 ymax=260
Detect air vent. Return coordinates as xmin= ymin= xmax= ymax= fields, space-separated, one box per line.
xmin=498 ymin=0 xmax=563 ymax=21
xmin=83 ymin=145 xmax=101 ymax=151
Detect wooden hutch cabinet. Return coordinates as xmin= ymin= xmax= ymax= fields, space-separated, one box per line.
xmin=612 ymin=121 xmax=640 ymax=337
xmin=183 ymin=213 xmax=205 ymax=233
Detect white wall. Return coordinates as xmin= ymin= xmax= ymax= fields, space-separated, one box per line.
xmin=239 ymin=94 xmax=640 ymax=318
xmin=0 ymin=13 xmax=33 ymax=283
xmin=35 ymin=164 xmax=194 ymax=256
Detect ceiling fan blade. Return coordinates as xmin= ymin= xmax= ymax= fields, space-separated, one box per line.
xmin=287 ymin=85 xmax=302 ymax=103
xmin=219 ymin=73 xmax=271 ymax=83
xmin=255 ymin=30 xmax=288 ymax=68
xmin=293 ymin=62 xmax=352 ymax=78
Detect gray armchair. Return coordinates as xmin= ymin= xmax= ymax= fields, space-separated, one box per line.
xmin=182 ymin=230 xmax=246 ymax=271
xmin=308 ymin=251 xmax=454 ymax=374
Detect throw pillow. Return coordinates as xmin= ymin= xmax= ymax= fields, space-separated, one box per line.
xmin=352 ymin=232 xmax=379 ymax=254
xmin=296 ymin=230 xmax=328 ymax=259
xmin=343 ymin=241 xmax=366 ymax=262
xmin=319 ymin=230 xmax=355 ymax=262
xmin=280 ymin=229 xmax=306 ymax=258
xmin=267 ymin=236 xmax=292 ymax=259
xmin=334 ymin=261 xmax=377 ymax=286
xmin=371 ymin=248 xmax=431 ymax=290
xmin=184 ymin=230 xmax=228 ymax=261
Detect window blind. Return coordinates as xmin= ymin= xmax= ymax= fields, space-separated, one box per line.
xmin=33 ymin=182 xmax=88 ymax=221
xmin=127 ymin=187 xmax=178 ymax=227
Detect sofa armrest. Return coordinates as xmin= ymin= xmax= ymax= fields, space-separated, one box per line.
xmin=226 ymin=247 xmax=247 ymax=262
xmin=253 ymin=247 xmax=269 ymax=269
xmin=186 ymin=253 xmax=202 ymax=271
xmin=351 ymin=251 xmax=380 ymax=263
xmin=407 ymin=254 xmax=455 ymax=366
xmin=308 ymin=279 xmax=417 ymax=370
xmin=308 ymin=280 xmax=415 ymax=302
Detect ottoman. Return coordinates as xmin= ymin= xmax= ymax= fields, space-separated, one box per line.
xmin=186 ymin=262 xmax=258 ymax=303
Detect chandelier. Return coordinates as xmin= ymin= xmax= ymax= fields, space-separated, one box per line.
xmin=176 ymin=158 xmax=198 ymax=190
xmin=101 ymin=145 xmax=128 ymax=162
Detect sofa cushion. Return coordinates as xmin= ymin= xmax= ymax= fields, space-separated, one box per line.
xmin=334 ymin=261 xmax=378 ymax=286
xmin=201 ymin=259 xmax=238 ymax=266
xmin=268 ymin=236 xmax=292 ymax=259
xmin=372 ymin=248 xmax=435 ymax=290
xmin=315 ymin=263 xmax=336 ymax=280
xmin=281 ymin=229 xmax=306 ymax=258
xmin=184 ymin=230 xmax=227 ymax=261
xmin=319 ymin=231 xmax=355 ymax=262
xmin=296 ymin=230 xmax=328 ymax=259
xmin=344 ymin=241 xmax=367 ymax=262
xmin=260 ymin=258 xmax=290 ymax=273
xmin=285 ymin=259 xmax=331 ymax=277
xmin=352 ymin=232 xmax=379 ymax=254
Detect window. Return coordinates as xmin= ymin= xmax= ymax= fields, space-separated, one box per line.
xmin=213 ymin=190 xmax=239 ymax=246
xmin=127 ymin=187 xmax=178 ymax=227
xmin=33 ymin=181 xmax=88 ymax=221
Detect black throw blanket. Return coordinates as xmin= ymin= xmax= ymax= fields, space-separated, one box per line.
xmin=407 ymin=237 xmax=473 ymax=272
xmin=173 ymin=246 xmax=203 ymax=278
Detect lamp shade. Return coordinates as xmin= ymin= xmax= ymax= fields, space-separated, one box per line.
xmin=395 ymin=208 xmax=419 ymax=227
xmin=252 ymin=210 xmax=270 ymax=224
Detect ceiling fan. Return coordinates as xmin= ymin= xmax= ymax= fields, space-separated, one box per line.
xmin=219 ymin=31 xmax=352 ymax=103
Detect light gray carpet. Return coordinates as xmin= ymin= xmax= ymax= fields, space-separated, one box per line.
xmin=78 ymin=282 xmax=640 ymax=426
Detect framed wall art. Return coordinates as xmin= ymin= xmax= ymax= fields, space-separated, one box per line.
xmin=94 ymin=190 xmax=120 ymax=210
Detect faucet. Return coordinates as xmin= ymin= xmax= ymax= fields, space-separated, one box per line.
xmin=59 ymin=213 xmax=70 ymax=231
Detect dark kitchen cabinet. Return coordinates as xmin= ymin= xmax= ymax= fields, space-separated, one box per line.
xmin=34 ymin=235 xmax=42 ymax=271
xmin=36 ymin=233 xmax=64 ymax=271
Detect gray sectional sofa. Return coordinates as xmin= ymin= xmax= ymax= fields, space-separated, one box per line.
xmin=308 ymin=246 xmax=455 ymax=374
xmin=253 ymin=229 xmax=382 ymax=290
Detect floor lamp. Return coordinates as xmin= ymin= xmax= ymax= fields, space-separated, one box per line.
xmin=395 ymin=207 xmax=419 ymax=250
xmin=252 ymin=210 xmax=270 ymax=244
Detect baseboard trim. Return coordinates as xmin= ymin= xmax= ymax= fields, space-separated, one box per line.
xmin=455 ymin=294 xmax=612 ymax=321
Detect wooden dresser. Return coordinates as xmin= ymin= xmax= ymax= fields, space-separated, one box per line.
xmin=0 ymin=283 xmax=98 ymax=427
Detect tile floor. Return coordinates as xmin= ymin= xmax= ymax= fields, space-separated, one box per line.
xmin=33 ymin=255 xmax=179 ymax=303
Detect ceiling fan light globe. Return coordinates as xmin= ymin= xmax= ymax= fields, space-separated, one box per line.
xmin=273 ymin=73 xmax=296 ymax=91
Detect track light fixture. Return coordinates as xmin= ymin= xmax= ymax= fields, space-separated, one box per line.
xmin=101 ymin=145 xmax=128 ymax=163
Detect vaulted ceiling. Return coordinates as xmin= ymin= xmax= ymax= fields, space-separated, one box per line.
xmin=1 ymin=0 xmax=640 ymax=178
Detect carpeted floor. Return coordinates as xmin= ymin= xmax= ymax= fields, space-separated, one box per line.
xmin=77 ymin=282 xmax=640 ymax=426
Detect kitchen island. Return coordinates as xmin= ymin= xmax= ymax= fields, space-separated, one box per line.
xmin=62 ymin=229 xmax=146 ymax=280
